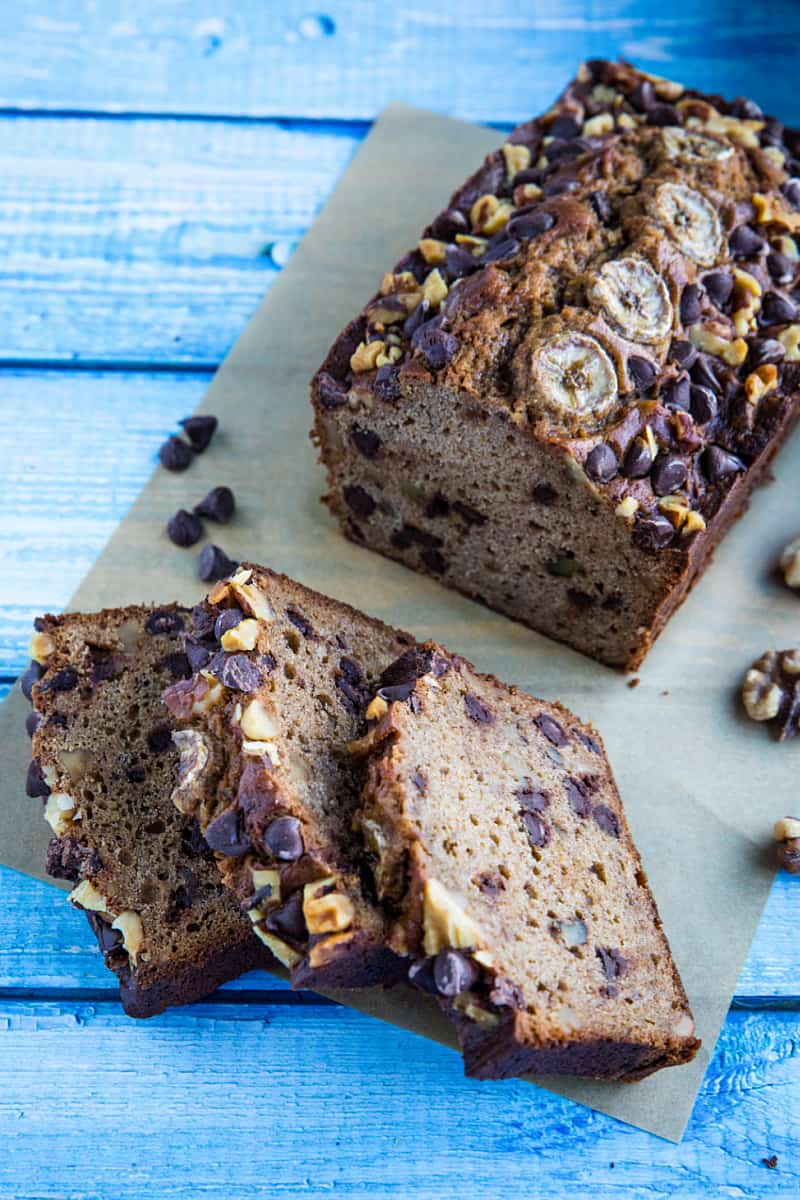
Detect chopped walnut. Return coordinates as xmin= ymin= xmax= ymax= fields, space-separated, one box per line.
xmin=741 ymin=650 xmax=800 ymax=740
xmin=774 ymin=816 xmax=800 ymax=874
xmin=780 ymin=537 xmax=800 ymax=589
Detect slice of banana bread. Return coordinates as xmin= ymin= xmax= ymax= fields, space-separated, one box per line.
xmin=312 ymin=59 xmax=800 ymax=669
xmin=352 ymin=643 xmax=700 ymax=1080
xmin=26 ymin=606 xmax=270 ymax=1017
xmin=162 ymin=563 xmax=416 ymax=990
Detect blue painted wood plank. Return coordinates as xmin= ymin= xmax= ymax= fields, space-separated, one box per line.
xmin=0 ymin=1001 xmax=796 ymax=1194
xmin=3 ymin=1 xmax=800 ymax=125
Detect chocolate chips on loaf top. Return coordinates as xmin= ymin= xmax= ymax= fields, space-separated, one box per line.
xmin=315 ymin=59 xmax=800 ymax=552
xmin=352 ymin=643 xmax=699 ymax=1082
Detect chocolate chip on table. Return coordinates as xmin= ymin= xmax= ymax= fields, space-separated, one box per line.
xmin=584 ymin=442 xmax=618 ymax=483
xmin=679 ymin=284 xmax=703 ymax=325
xmin=621 ymin=437 xmax=653 ymax=479
xmin=26 ymin=759 xmax=50 ymax=797
xmin=180 ymin=415 xmax=218 ymax=453
xmin=761 ymin=291 xmax=797 ymax=324
xmin=197 ymin=544 xmax=237 ymax=583
xmin=350 ymin=425 xmax=381 ymax=459
xmin=633 ymin=513 xmax=675 ymax=551
xmin=650 ymin=454 xmax=687 ymax=495
xmin=774 ymin=817 xmax=800 ymax=874
xmin=432 ymin=948 xmax=479 ymax=996
xmin=263 ymin=815 xmax=304 ymax=861
xmin=214 ymin=608 xmax=243 ymax=640
xmin=689 ymin=384 xmax=717 ymax=424
xmin=628 ymin=355 xmax=657 ymax=392
xmin=729 ymin=225 xmax=765 ymax=259
xmin=343 ymin=485 xmax=376 ymax=519
xmin=767 ymin=250 xmax=795 ymax=287
xmin=702 ymin=270 xmax=734 ymax=311
xmin=534 ymin=713 xmax=568 ymax=746
xmin=218 ymin=653 xmax=262 ymax=692
xmin=159 ymin=436 xmax=194 ymax=472
xmin=704 ymin=445 xmax=746 ymax=482
xmin=25 ymin=710 xmax=41 ymax=738
xmin=167 ymin=509 xmax=203 ymax=548
xmin=194 ymin=486 xmax=236 ymax=524
xmin=662 ymin=376 xmax=690 ymax=411
xmin=204 ymin=807 xmax=251 ymax=857
xmin=20 ymin=660 xmax=43 ymax=701
xmin=464 ymin=693 xmax=494 ymax=724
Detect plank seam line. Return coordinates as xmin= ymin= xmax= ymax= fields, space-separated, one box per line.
xmin=0 ymin=987 xmax=337 ymax=1007
xmin=0 ymin=359 xmax=219 ymax=375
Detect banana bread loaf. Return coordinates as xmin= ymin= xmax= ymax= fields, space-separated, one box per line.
xmin=351 ymin=643 xmax=699 ymax=1080
xmin=25 ymin=606 xmax=270 ymax=1016
xmin=162 ymin=563 xmax=415 ymax=990
xmin=312 ymin=59 xmax=800 ymax=669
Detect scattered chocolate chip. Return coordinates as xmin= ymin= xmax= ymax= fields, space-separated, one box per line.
xmin=214 ymin=608 xmax=243 ymax=640
xmin=205 ymin=807 xmax=251 ymax=857
xmin=350 ymin=425 xmax=381 ymax=459
xmin=628 ymin=355 xmax=657 ymax=392
xmin=535 ymin=714 xmax=568 ymax=746
xmin=584 ymin=442 xmax=618 ymax=483
xmin=783 ymin=178 xmax=800 ymax=211
xmin=761 ymin=291 xmax=797 ymax=324
xmin=343 ymin=485 xmax=376 ymax=519
xmin=597 ymin=946 xmax=628 ymax=981
xmin=167 ymin=509 xmax=203 ymax=548
xmin=194 ymin=486 xmax=236 ymax=524
xmin=767 ymin=250 xmax=795 ymax=287
xmin=650 ymin=454 xmax=687 ymax=495
xmin=704 ymin=445 xmax=746 ymax=482
xmin=621 ymin=437 xmax=653 ymax=479
xmin=265 ymin=891 xmax=308 ymax=942
xmin=464 ymin=693 xmax=494 ymax=724
xmin=634 ymin=513 xmax=675 ymax=551
xmin=430 ymin=207 xmax=468 ymax=241
xmin=507 ymin=209 xmax=556 ymax=240
xmin=689 ymin=384 xmax=717 ymax=424
xmin=197 ymin=544 xmax=237 ymax=583
xmin=218 ymin=654 xmax=262 ymax=693
xmin=679 ymin=283 xmax=703 ymax=325
xmin=729 ymin=225 xmax=765 ymax=259
xmin=411 ymin=318 xmax=459 ymax=370
xmin=20 ymin=660 xmax=43 ymax=701
xmin=286 ymin=607 xmax=315 ymax=639
xmin=593 ymin=804 xmax=620 ymax=837
xmin=670 ymin=339 xmax=698 ymax=370
xmin=26 ymin=759 xmax=50 ymax=797
xmin=159 ymin=436 xmax=193 ymax=472
xmin=180 ymin=415 xmax=218 ymax=453
xmin=316 ymin=371 xmax=348 ymax=410
xmin=663 ymin=376 xmax=690 ymax=411
xmin=263 ymin=816 xmax=304 ymax=861
xmin=646 ymin=102 xmax=679 ymax=126
xmin=433 ymin=949 xmax=479 ymax=997
xmin=25 ymin=710 xmax=41 ymax=738
xmin=565 ymin=777 xmax=591 ymax=818
xmin=373 ymin=363 xmax=400 ymax=402
xmin=147 ymin=726 xmax=173 ymax=754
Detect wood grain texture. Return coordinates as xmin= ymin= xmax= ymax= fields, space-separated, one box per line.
xmin=0 ymin=1001 xmax=796 ymax=1197
xmin=4 ymin=1 xmax=800 ymax=124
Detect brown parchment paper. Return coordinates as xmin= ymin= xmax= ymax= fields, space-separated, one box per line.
xmin=1 ymin=104 xmax=796 ymax=1142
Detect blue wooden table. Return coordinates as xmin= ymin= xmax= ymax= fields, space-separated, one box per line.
xmin=1 ymin=4 xmax=799 ymax=1195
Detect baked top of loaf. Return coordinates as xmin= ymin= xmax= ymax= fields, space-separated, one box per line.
xmin=26 ymin=606 xmax=268 ymax=1017
xmin=352 ymin=644 xmax=699 ymax=1081
xmin=314 ymin=58 xmax=800 ymax=556
xmin=163 ymin=563 xmax=415 ymax=989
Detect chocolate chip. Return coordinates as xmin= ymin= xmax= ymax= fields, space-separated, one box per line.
xmin=670 ymin=339 xmax=698 ymax=370
xmin=620 ymin=437 xmax=653 ymax=479
xmin=433 ymin=949 xmax=479 ymax=997
xmin=26 ymin=759 xmax=50 ymax=797
xmin=25 ymin=710 xmax=41 ymax=738
xmin=218 ymin=653 xmax=262 ymax=693
xmin=86 ymin=913 xmax=124 ymax=955
xmin=482 ymin=235 xmax=520 ymax=263
xmin=584 ymin=442 xmax=618 ymax=483
xmin=691 ymin=354 xmax=720 ymax=392
xmin=578 ymin=730 xmax=602 ymax=754
xmin=767 ymin=251 xmax=795 ymax=287
xmin=646 ymin=103 xmax=679 ymax=126
xmin=535 ymin=714 xmax=568 ymax=746
xmin=729 ymin=225 xmax=765 ymax=259
xmin=343 ymin=485 xmax=376 ymax=519
xmin=633 ymin=513 xmax=674 ymax=551
xmin=421 ymin=546 xmax=447 ymax=574
xmin=593 ymin=804 xmax=620 ymax=837
xmin=533 ymin=482 xmax=559 ymax=505
xmin=703 ymin=270 xmax=734 ymax=311
xmin=761 ymin=291 xmax=797 ymax=324
xmin=679 ymin=284 xmax=703 ymax=325
xmin=704 ymin=445 xmax=746 ymax=482
xmin=597 ymin=946 xmax=628 ymax=981
xmin=350 ymin=425 xmax=381 ymax=460
xmin=782 ymin=177 xmax=800 ymax=211
xmin=194 ymin=486 xmax=236 ymax=524
xmin=162 ymin=651 xmax=191 ymax=679
xmin=265 ymin=891 xmax=308 ymax=943
xmin=650 ymin=454 xmax=687 ymax=495
xmin=474 ymin=869 xmax=504 ymax=897
xmin=46 ymin=665 xmax=79 ymax=694
xmin=425 ymin=493 xmax=450 ymax=519
xmin=407 ymin=956 xmax=439 ymax=995
xmin=506 ymin=209 xmax=556 ymax=240
xmin=452 ymin=500 xmax=486 ymax=526
xmin=588 ymin=190 xmax=614 ymax=225
xmin=412 ymin=769 xmax=427 ymax=794
xmin=214 ymin=608 xmax=243 ymax=640
xmin=430 ymin=207 xmax=469 ymax=241
xmin=159 ymin=436 xmax=193 ymax=472
xmin=628 ymin=355 xmax=657 ymax=392
xmin=20 ymin=660 xmax=43 ymax=701
xmin=263 ymin=816 xmax=304 ymax=861
xmin=464 ymin=693 xmax=493 ymax=724
xmin=127 ymin=764 xmax=146 ymax=784
xmin=146 ymin=610 xmax=184 ymax=637
xmin=376 ymin=681 xmax=415 ymax=703
xmin=205 ymin=807 xmax=251 ymax=857
xmin=663 ymin=376 xmax=690 ymax=411
xmin=167 ymin=509 xmax=203 ymax=548
xmin=197 ymin=544 xmax=236 ymax=583
xmin=190 ymin=604 xmax=217 ymax=640
xmin=522 ymin=810 xmax=551 ymax=848
xmin=443 ymin=246 xmax=481 ymax=281
xmin=373 ymin=363 xmax=400 ymax=402
xmin=147 ymin=726 xmax=173 ymax=754
xmin=731 ymin=95 xmax=763 ymax=120
xmin=180 ymin=415 xmax=218 ymax=453
xmin=748 ymin=337 xmax=785 ymax=368
xmin=549 ymin=114 xmax=581 ymax=139
xmin=316 ymin=371 xmax=348 ymax=410
xmin=689 ymin=384 xmax=717 ymax=424
xmin=411 ymin=318 xmax=459 ymax=370
xmin=629 ymin=79 xmax=655 ymax=111
xmin=286 ymin=608 xmax=315 ymax=639
xmin=565 ymin=777 xmax=591 ymax=818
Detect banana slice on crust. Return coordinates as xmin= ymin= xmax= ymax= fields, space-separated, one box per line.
xmin=660 ymin=127 xmax=734 ymax=164
xmin=525 ymin=332 xmax=619 ymax=434
xmin=587 ymin=257 xmax=673 ymax=343
xmin=649 ymin=182 xmax=723 ymax=267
